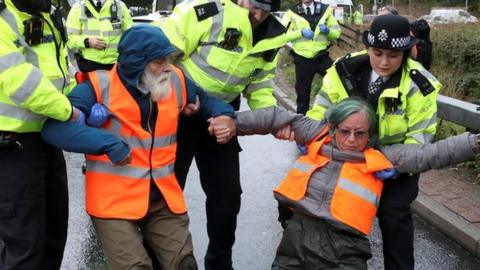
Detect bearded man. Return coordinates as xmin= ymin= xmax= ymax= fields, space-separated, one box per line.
xmin=41 ymin=24 xmax=236 ymax=270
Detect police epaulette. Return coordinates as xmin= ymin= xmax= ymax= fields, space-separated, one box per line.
xmin=194 ymin=2 xmax=218 ymax=22
xmin=409 ymin=69 xmax=435 ymax=96
xmin=334 ymin=53 xmax=351 ymax=65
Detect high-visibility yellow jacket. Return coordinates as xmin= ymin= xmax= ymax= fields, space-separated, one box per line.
xmin=353 ymin=10 xmax=363 ymax=25
xmin=307 ymin=51 xmax=442 ymax=145
xmin=85 ymin=65 xmax=188 ymax=219
xmin=281 ymin=3 xmax=341 ymax=58
xmin=0 ymin=0 xmax=73 ymax=133
xmin=160 ymin=0 xmax=302 ymax=109
xmin=66 ymin=0 xmax=132 ymax=65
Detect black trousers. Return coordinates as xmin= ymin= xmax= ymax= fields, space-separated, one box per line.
xmin=0 ymin=133 xmax=69 ymax=269
xmin=293 ymin=51 xmax=333 ymax=115
xmin=76 ymin=55 xmax=114 ymax=73
xmin=175 ymin=115 xmax=242 ymax=270
xmin=377 ymin=173 xmax=420 ymax=270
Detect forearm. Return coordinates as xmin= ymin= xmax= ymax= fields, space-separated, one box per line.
xmin=382 ymin=132 xmax=480 ymax=174
xmin=41 ymin=119 xmax=129 ymax=163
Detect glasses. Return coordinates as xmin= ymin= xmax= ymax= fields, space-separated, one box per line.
xmin=334 ymin=127 xmax=369 ymax=140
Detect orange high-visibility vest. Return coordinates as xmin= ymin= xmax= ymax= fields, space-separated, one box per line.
xmin=84 ymin=64 xmax=187 ymax=219
xmin=274 ymin=131 xmax=393 ymax=235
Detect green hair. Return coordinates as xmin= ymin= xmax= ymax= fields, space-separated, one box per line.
xmin=325 ymin=97 xmax=378 ymax=147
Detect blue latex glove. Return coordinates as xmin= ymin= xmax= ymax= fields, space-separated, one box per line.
xmin=72 ymin=107 xmax=85 ymax=124
xmin=86 ymin=103 xmax=108 ymax=127
xmin=374 ymin=168 xmax=399 ymax=181
xmin=301 ymin=28 xmax=314 ymax=39
xmin=297 ymin=144 xmax=308 ymax=155
xmin=319 ymin=24 xmax=330 ymax=34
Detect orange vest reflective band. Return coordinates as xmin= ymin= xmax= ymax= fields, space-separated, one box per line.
xmin=84 ymin=64 xmax=187 ymax=219
xmin=274 ymin=130 xmax=392 ymax=235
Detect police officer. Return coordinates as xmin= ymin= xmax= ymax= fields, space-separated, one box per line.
xmin=66 ymin=0 xmax=132 ymax=72
xmin=0 ymin=0 xmax=83 ymax=268
xmin=282 ymin=0 xmax=341 ymax=116
xmin=306 ymin=15 xmax=442 ymax=270
xmin=160 ymin=0 xmax=303 ymax=269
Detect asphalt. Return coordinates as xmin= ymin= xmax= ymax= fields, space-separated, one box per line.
xmin=272 ymin=79 xmax=480 ymax=260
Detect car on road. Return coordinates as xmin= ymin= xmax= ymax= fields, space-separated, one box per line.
xmin=420 ymin=8 xmax=478 ymax=24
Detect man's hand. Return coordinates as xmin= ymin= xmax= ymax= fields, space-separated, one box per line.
xmin=301 ymin=28 xmax=314 ymax=39
xmin=207 ymin=116 xmax=236 ymax=144
xmin=114 ymin=152 xmax=132 ymax=167
xmin=274 ymin=125 xmax=295 ymax=141
xmin=182 ymin=96 xmax=200 ymax=116
xmin=319 ymin=24 xmax=330 ymax=34
xmin=88 ymin=37 xmax=107 ymax=50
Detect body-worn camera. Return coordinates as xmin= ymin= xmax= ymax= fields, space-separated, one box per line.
xmin=23 ymin=17 xmax=44 ymax=46
xmin=219 ymin=28 xmax=241 ymax=51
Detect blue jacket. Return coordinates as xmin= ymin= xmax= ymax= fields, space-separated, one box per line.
xmin=42 ymin=25 xmax=235 ymax=163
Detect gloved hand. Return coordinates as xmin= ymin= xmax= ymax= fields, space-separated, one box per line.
xmin=374 ymin=168 xmax=399 ymax=181
xmin=301 ymin=28 xmax=314 ymax=39
xmin=319 ymin=24 xmax=330 ymax=34
xmin=71 ymin=107 xmax=85 ymax=124
xmin=87 ymin=103 xmax=108 ymax=127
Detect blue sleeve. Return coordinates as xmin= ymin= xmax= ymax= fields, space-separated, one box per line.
xmin=68 ymin=81 xmax=97 ymax=118
xmin=185 ymin=78 xmax=236 ymax=118
xmin=41 ymin=82 xmax=130 ymax=163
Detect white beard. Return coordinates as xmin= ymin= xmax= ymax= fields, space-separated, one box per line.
xmin=140 ymin=70 xmax=172 ymax=102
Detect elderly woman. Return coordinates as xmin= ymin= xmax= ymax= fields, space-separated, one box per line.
xmin=210 ymin=98 xmax=480 ymax=269
xmin=305 ymin=14 xmax=442 ymax=269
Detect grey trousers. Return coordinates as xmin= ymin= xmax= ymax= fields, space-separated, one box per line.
xmin=92 ymin=198 xmax=196 ymax=270
xmin=272 ymin=212 xmax=371 ymax=270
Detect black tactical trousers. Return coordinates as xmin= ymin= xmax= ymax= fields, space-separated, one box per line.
xmin=272 ymin=212 xmax=371 ymax=269
xmin=175 ymin=115 xmax=242 ymax=270
xmin=0 ymin=133 xmax=68 ymax=269
xmin=293 ymin=51 xmax=333 ymax=115
xmin=377 ymin=173 xmax=420 ymax=270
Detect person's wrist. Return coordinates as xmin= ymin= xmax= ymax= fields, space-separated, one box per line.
xmin=84 ymin=38 xmax=90 ymax=48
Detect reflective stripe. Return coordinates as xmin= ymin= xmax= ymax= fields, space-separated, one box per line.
xmin=199 ymin=0 xmax=223 ymax=59
xmin=170 ymin=71 xmax=184 ymax=110
xmin=291 ymin=161 xmax=313 ymax=173
xmin=244 ymin=80 xmax=272 ymax=95
xmin=50 ymin=77 xmax=67 ymax=91
xmin=330 ymin=25 xmax=341 ymax=31
xmin=337 ymin=178 xmax=380 ymax=206
xmin=95 ymin=70 xmax=111 ymax=105
xmin=381 ymin=132 xmax=406 ymax=143
xmin=0 ymin=52 xmax=25 ymax=74
xmin=105 ymin=43 xmax=118 ymax=49
xmin=314 ymin=35 xmax=328 ymax=43
xmin=411 ymin=133 xmax=434 ymax=144
xmin=103 ymin=30 xmax=122 ymax=36
xmin=188 ymin=52 xmax=250 ymax=85
xmin=409 ymin=116 xmax=437 ymax=132
xmin=81 ymin=30 xmax=101 ymax=35
xmin=87 ymin=160 xmax=174 ymax=180
xmin=10 ymin=69 xmax=43 ymax=105
xmin=406 ymin=82 xmax=418 ymax=98
xmin=152 ymin=163 xmax=175 ymax=179
xmin=206 ymin=91 xmax=239 ymax=103
xmin=314 ymin=92 xmax=333 ymax=107
xmin=0 ymin=102 xmax=44 ymax=121
xmin=0 ymin=8 xmax=39 ymax=66
xmin=123 ymin=134 xmax=176 ymax=149
xmin=67 ymin=27 xmax=81 ymax=35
